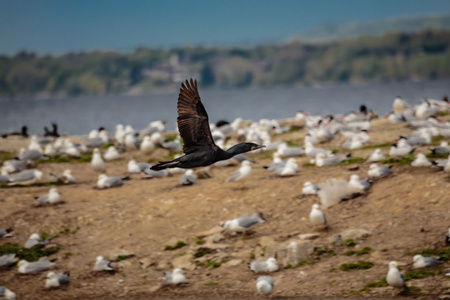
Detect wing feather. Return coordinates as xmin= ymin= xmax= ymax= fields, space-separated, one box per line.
xmin=177 ymin=79 xmax=216 ymax=153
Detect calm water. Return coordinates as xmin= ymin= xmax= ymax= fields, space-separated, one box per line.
xmin=1 ymin=79 xmax=449 ymax=136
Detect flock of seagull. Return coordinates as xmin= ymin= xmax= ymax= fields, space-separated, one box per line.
xmin=1 ymin=85 xmax=450 ymax=297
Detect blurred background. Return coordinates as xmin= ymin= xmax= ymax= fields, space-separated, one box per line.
xmin=1 ymin=0 xmax=450 ymax=135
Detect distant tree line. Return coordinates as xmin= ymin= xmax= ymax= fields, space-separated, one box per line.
xmin=0 ymin=29 xmax=449 ymax=97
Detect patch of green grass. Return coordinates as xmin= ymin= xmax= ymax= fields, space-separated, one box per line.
xmin=164 ymin=241 xmax=187 ymax=251
xmin=340 ymin=261 xmax=374 ymax=271
xmin=345 ymin=247 xmax=372 ymax=256
xmin=398 ymin=285 xmax=421 ymax=296
xmin=204 ymin=281 xmax=219 ymax=286
xmin=101 ymin=142 xmax=115 ymax=149
xmin=0 ymin=151 xmax=15 ymax=161
xmin=195 ymin=236 xmax=204 ymax=245
xmin=361 ymin=142 xmax=392 ymax=150
xmin=192 ymin=248 xmax=213 ymax=258
xmin=344 ymin=239 xmax=357 ymax=247
xmin=404 ymin=270 xmax=441 ymax=281
xmin=286 ymin=138 xmax=303 ymax=147
xmin=117 ymin=255 xmax=128 ymax=261
xmin=364 ymin=277 xmax=388 ymax=288
xmin=249 ymin=252 xmax=255 ymax=259
xmin=63 ymin=252 xmax=72 ymax=257
xmin=164 ymin=134 xmax=179 ymax=142
xmin=0 ymin=242 xmax=59 ymax=262
xmin=338 ymin=157 xmax=365 ymax=165
xmin=381 ymin=248 xmax=388 ymax=252
xmin=315 ymin=248 xmax=336 ymax=256
xmin=411 ymin=247 xmax=450 ymax=261
xmin=205 ymin=260 xmax=221 ymax=268
xmin=37 ymin=153 xmax=92 ymax=164
xmin=285 ymin=259 xmax=317 ymax=269
xmin=255 ymin=150 xmax=275 ymax=160
xmin=426 ymin=152 xmax=450 ymax=158
xmin=382 ymin=153 xmax=415 ymax=164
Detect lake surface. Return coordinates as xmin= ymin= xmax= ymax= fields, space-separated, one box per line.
xmin=1 ymin=78 xmax=449 ymax=136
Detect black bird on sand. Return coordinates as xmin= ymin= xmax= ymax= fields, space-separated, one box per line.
xmin=151 ymin=79 xmax=265 ymax=171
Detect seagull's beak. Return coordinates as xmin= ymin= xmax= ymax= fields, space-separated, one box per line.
xmin=251 ymin=145 xmax=266 ymax=151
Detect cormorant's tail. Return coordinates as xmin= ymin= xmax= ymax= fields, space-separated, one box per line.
xmin=150 ymin=159 xmax=179 ymax=171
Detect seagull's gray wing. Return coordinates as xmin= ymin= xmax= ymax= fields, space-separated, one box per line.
xmin=379 ymin=166 xmax=392 ymax=176
xmin=0 ymin=175 xmax=10 ymax=183
xmin=250 ymin=261 xmax=269 ymax=272
xmin=105 ymin=177 xmax=124 ymax=187
xmin=164 ymin=272 xmax=173 ymax=284
xmin=20 ymin=150 xmax=44 ymax=161
xmin=360 ymin=178 xmax=372 ymax=191
xmin=0 ymin=254 xmax=16 ymax=267
xmin=325 ymin=155 xmax=347 ymax=165
xmin=24 ymin=238 xmax=41 ymax=249
xmin=137 ymin=162 xmax=151 ymax=171
xmin=179 ymin=174 xmax=196 ymax=186
xmin=257 ymin=276 xmax=274 ymax=286
xmin=9 ymin=170 xmax=35 ymax=183
xmin=35 ymin=194 xmax=49 ymax=203
xmin=83 ymin=137 xmax=105 ymax=147
xmin=25 ymin=259 xmax=53 ymax=272
xmin=237 ymin=217 xmax=263 ymax=229
xmin=423 ymin=256 xmax=443 ymax=267
xmin=56 ymin=273 xmax=70 ymax=285
xmin=226 ymin=169 xmax=243 ymax=182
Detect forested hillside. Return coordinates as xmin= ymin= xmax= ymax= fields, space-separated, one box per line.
xmin=1 ymin=29 xmax=449 ymax=97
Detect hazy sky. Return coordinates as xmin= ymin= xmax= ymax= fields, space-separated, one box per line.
xmin=1 ymin=0 xmax=450 ymax=55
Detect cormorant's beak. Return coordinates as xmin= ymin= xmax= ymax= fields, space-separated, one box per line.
xmin=251 ymin=145 xmax=266 ymax=151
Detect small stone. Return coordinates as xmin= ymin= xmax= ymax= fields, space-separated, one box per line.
xmin=223 ymin=259 xmax=243 ymax=267
xmin=299 ymin=233 xmax=319 ymax=240
xmin=149 ymin=284 xmax=163 ymax=293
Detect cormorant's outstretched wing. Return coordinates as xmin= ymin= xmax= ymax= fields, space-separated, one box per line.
xmin=177 ymin=79 xmax=216 ymax=153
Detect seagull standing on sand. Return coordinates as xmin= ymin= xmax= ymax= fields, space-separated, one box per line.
xmin=315 ymin=153 xmax=351 ymax=167
xmin=165 ymin=268 xmax=188 ymax=284
xmin=412 ymin=254 xmax=443 ymax=269
xmin=386 ymin=261 xmax=405 ymax=288
xmin=35 ymin=187 xmax=61 ymax=204
xmin=45 ymin=271 xmax=70 ymax=288
xmin=309 ymin=204 xmax=327 ymax=227
xmin=150 ymin=79 xmax=264 ymax=171
xmin=348 ymin=174 xmax=372 ymax=193
xmin=93 ymin=256 xmax=114 ymax=271
xmin=249 ymin=257 xmax=279 ymax=273
xmin=226 ymin=160 xmax=252 ymax=182
xmin=91 ymin=148 xmax=106 ymax=173
xmin=256 ymin=276 xmax=274 ymax=295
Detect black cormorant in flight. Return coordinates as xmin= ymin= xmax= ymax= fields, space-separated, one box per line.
xmin=151 ymin=79 xmax=265 ymax=171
